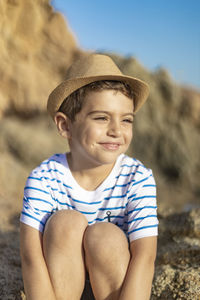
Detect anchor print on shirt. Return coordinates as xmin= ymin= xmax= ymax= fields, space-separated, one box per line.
xmin=106 ymin=211 xmax=118 ymax=226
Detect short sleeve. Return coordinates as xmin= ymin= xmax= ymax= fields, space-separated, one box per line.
xmin=126 ymin=167 xmax=158 ymax=242
xmin=20 ymin=171 xmax=56 ymax=232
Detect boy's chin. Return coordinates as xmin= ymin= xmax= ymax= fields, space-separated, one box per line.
xmin=94 ymin=152 xmax=123 ymax=165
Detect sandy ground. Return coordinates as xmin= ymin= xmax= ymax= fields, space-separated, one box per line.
xmin=0 ymin=196 xmax=24 ymax=299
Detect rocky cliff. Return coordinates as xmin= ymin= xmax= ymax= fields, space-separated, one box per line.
xmin=0 ymin=0 xmax=80 ymax=117
xmin=0 ymin=0 xmax=199 ymax=299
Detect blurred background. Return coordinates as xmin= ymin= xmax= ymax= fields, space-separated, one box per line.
xmin=0 ymin=1 xmax=200 ymax=298
xmin=0 ymin=0 xmax=199 ymax=213
xmin=53 ymin=0 xmax=200 ymax=90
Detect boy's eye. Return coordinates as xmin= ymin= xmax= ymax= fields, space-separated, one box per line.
xmin=93 ymin=116 xmax=108 ymax=121
xmin=123 ymin=118 xmax=133 ymax=124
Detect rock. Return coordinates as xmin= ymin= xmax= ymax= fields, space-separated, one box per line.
xmin=180 ymin=87 xmax=200 ymax=128
xmin=0 ymin=114 xmax=68 ymax=203
xmin=158 ymin=209 xmax=200 ymax=239
xmin=151 ymin=209 xmax=200 ymax=299
xmin=152 ymin=265 xmax=200 ymax=299
xmin=0 ymin=0 xmax=80 ymax=117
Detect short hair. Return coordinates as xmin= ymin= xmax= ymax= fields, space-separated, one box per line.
xmin=58 ymin=80 xmax=134 ymax=122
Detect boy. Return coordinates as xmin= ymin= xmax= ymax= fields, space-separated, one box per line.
xmin=20 ymin=54 xmax=158 ymax=300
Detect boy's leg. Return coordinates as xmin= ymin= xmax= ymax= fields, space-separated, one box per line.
xmin=43 ymin=210 xmax=88 ymax=300
xmin=83 ymin=222 xmax=130 ymax=300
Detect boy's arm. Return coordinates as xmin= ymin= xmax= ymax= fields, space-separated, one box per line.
xmin=119 ymin=236 xmax=157 ymax=300
xmin=20 ymin=222 xmax=56 ymax=300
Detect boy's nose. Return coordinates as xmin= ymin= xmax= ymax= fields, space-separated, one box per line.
xmin=107 ymin=121 xmax=121 ymax=137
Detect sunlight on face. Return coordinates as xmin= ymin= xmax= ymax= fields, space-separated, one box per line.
xmin=68 ymin=90 xmax=134 ymax=168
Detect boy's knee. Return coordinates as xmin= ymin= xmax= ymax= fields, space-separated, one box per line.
xmin=44 ymin=209 xmax=88 ymax=242
xmin=84 ymin=222 xmax=129 ymax=260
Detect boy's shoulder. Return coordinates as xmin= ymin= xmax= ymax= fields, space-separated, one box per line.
xmin=120 ymin=154 xmax=151 ymax=174
xmin=30 ymin=153 xmax=67 ymax=176
xmin=118 ymin=154 xmax=155 ymax=185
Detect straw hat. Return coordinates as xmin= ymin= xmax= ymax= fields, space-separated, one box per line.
xmin=47 ymin=54 xmax=149 ymax=119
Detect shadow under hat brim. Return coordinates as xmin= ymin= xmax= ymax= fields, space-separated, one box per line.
xmin=47 ymin=74 xmax=149 ymax=120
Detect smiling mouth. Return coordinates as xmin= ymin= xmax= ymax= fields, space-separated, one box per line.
xmin=99 ymin=143 xmax=121 ymax=150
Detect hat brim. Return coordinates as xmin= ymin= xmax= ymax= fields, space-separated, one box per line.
xmin=47 ymin=74 xmax=149 ymax=119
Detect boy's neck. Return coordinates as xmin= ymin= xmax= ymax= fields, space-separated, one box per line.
xmin=66 ymin=153 xmax=116 ymax=191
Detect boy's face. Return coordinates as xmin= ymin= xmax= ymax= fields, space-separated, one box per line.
xmin=67 ymin=90 xmax=134 ymax=168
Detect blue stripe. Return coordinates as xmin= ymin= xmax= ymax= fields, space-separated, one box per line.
xmin=116 ymin=172 xmax=137 ymax=178
xmin=28 ymin=176 xmax=62 ymax=184
xmin=126 ymin=192 xmax=137 ymax=198
xmin=21 ymin=211 xmax=45 ymax=227
xmin=56 ymin=201 xmax=75 ymax=209
xmin=120 ymin=164 xmax=137 ymax=168
xmin=46 ymin=185 xmax=57 ymax=190
xmin=79 ymin=210 xmax=97 ymax=215
xmin=88 ymin=215 xmax=124 ymax=223
xmin=99 ymin=206 xmax=126 ymax=211
xmin=42 ymin=177 xmax=62 ymax=183
xmin=126 ymin=215 xmax=158 ymax=225
xmin=104 ymin=177 xmax=143 ymax=192
xmin=34 ymin=207 xmax=56 ymax=214
xmin=63 ymin=183 xmax=73 ymax=189
xmin=120 ymin=164 xmax=148 ymax=174
xmin=143 ymin=184 xmax=156 ymax=187
xmin=25 ymin=186 xmax=71 ymax=196
xmin=116 ymin=171 xmax=143 ymax=179
xmin=120 ymin=163 xmax=147 ymax=170
xmin=27 ymin=197 xmax=53 ymax=207
xmin=46 ymin=185 xmax=72 ymax=192
xmin=24 ymin=187 xmax=50 ymax=195
xmin=132 ymin=175 xmax=152 ymax=187
xmin=41 ymin=159 xmax=62 ymax=165
xmin=35 ymin=211 xmax=40 ymax=216
xmin=104 ymin=194 xmax=127 ymax=200
xmin=127 ymin=206 xmax=157 ymax=214
xmin=128 ymin=224 xmax=158 ymax=234
xmin=128 ymin=195 xmax=156 ymax=201
xmin=23 ymin=196 xmax=28 ymax=203
xmin=58 ymin=191 xmax=67 ymax=195
xmin=28 ymin=176 xmax=43 ymax=181
xmin=38 ymin=169 xmax=64 ymax=175
xmin=103 ymin=181 xmax=134 ymax=191
xmin=67 ymin=195 xmax=101 ymax=205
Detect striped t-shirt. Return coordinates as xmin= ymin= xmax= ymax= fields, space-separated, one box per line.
xmin=20 ymin=153 xmax=158 ymax=242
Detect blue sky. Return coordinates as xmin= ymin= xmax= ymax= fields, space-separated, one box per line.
xmin=52 ymin=0 xmax=200 ymax=90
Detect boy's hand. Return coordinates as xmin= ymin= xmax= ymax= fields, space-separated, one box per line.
xmin=119 ymin=236 xmax=157 ymax=300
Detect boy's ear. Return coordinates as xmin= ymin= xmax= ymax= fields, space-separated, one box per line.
xmin=54 ymin=112 xmax=72 ymax=139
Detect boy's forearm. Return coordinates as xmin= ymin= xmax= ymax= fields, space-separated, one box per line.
xmin=21 ymin=257 xmax=56 ymax=300
xmin=119 ymin=256 xmax=155 ymax=300
xmin=20 ymin=224 xmax=56 ymax=300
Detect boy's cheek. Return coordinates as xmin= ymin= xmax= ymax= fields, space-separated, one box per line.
xmin=126 ymin=128 xmax=133 ymax=140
